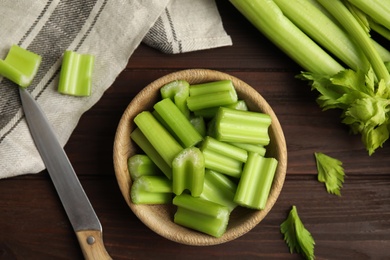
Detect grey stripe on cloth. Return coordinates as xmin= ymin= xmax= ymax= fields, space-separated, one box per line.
xmin=143 ymin=0 xmax=232 ymax=54
xmin=0 ymin=0 xmax=231 ymax=179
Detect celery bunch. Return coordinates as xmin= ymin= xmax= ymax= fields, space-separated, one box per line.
xmin=230 ymin=0 xmax=390 ymax=155
xmin=128 ymin=80 xmax=279 ymax=237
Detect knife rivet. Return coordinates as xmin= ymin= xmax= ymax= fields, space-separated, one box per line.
xmin=87 ymin=236 xmax=95 ymax=245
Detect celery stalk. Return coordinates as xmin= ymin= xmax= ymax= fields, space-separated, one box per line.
xmin=190 ymin=116 xmax=206 ymax=137
xmin=130 ymin=127 xmax=172 ymax=179
xmin=234 ymin=152 xmax=278 ymax=209
xmin=202 ymin=149 xmax=243 ymax=178
xmin=229 ymin=142 xmax=266 ymax=156
xmin=187 ymin=90 xmax=238 ymax=111
xmin=0 ymin=45 xmax=41 ymax=88
xmin=160 ymin=80 xmax=190 ymax=118
xmin=347 ymin=0 xmax=390 ymax=31
xmin=229 ymin=0 xmax=344 ymax=75
xmin=201 ymin=136 xmax=248 ymax=162
xmin=189 ymin=80 xmax=236 ymax=96
xmin=131 ymin=175 xmax=172 ymax=204
xmin=317 ymin=0 xmax=390 ymax=86
xmin=172 ymin=147 xmax=205 ymax=197
xmin=200 ymin=169 xmax=238 ymax=212
xmin=194 ymin=100 xmax=248 ymax=118
xmin=173 ymin=194 xmax=230 ymax=238
xmin=213 ymin=107 xmax=271 ymax=145
xmin=154 ymin=98 xmax=203 ymax=148
xmin=58 ymin=50 xmax=95 ymax=96
xmin=128 ymin=154 xmax=162 ymax=180
xmin=273 ymin=0 xmax=368 ymax=72
xmin=134 ymin=111 xmax=183 ymax=168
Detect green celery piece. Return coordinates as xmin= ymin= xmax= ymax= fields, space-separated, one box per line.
xmin=131 ymin=175 xmax=172 ymax=204
xmin=200 ymin=169 xmax=238 ymax=213
xmin=128 ymin=154 xmax=163 ymax=180
xmin=202 ymin=149 xmax=243 ymax=178
xmin=160 ymin=80 xmax=190 ymax=118
xmin=200 ymin=136 xmax=248 ymax=163
xmin=154 ymin=98 xmax=203 ymax=148
xmin=229 ymin=0 xmax=344 ymax=76
xmin=347 ymin=0 xmax=390 ymax=31
xmin=187 ymin=80 xmax=238 ymax=111
xmin=0 ymin=45 xmax=41 ymax=88
xmin=58 ymin=50 xmax=95 ymax=96
xmin=229 ymin=142 xmax=266 ymax=156
xmin=234 ymin=152 xmax=278 ymax=209
xmin=314 ymin=152 xmax=345 ymax=196
xmin=173 ymin=194 xmax=230 ymax=238
xmin=134 ymin=111 xmax=183 ymax=168
xmin=172 ymin=147 xmax=205 ymax=197
xmin=130 ymin=127 xmax=172 ymax=179
xmin=194 ymin=100 xmax=248 ymax=118
xmin=213 ymin=107 xmax=272 ymax=145
xmin=273 ymin=0 xmax=368 ymax=72
xmin=189 ymin=116 xmax=206 ymax=137
xmin=280 ymin=206 xmax=315 ymax=260
xmin=317 ymin=0 xmax=390 ymax=86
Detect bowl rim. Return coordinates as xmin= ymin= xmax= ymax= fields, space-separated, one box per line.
xmin=113 ymin=69 xmax=287 ymax=246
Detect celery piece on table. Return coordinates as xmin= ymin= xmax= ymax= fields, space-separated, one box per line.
xmin=187 ymin=80 xmax=238 ymax=111
xmin=173 ymin=193 xmax=230 ymax=238
xmin=160 ymin=80 xmax=190 ymax=118
xmin=194 ymin=100 xmax=248 ymax=118
xmin=58 ymin=50 xmax=95 ymax=96
xmin=128 ymin=154 xmax=163 ymax=180
xmin=131 ymin=127 xmax=172 ymax=179
xmin=0 ymin=45 xmax=41 ymax=88
xmin=200 ymin=169 xmax=238 ymax=213
xmin=229 ymin=142 xmax=266 ymax=156
xmin=131 ymin=175 xmax=172 ymax=204
xmin=201 ymin=136 xmax=248 ymax=163
xmin=154 ymin=98 xmax=203 ymax=148
xmin=134 ymin=111 xmax=183 ymax=168
xmin=213 ymin=107 xmax=272 ymax=145
xmin=172 ymin=147 xmax=205 ymax=197
xmin=234 ymin=152 xmax=278 ymax=209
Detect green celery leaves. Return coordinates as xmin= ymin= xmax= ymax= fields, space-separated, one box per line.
xmin=280 ymin=205 xmax=315 ymax=260
xmin=314 ymin=152 xmax=345 ymax=196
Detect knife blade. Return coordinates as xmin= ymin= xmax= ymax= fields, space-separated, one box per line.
xmin=19 ymin=87 xmax=111 ymax=260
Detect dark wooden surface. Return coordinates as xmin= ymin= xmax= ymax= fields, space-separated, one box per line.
xmin=1 ymin=1 xmax=390 ymax=259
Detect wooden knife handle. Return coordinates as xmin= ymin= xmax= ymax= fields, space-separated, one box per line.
xmin=75 ymin=230 xmax=112 ymax=260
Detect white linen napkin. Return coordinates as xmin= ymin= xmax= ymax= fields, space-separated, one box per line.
xmin=0 ymin=0 xmax=232 ymax=178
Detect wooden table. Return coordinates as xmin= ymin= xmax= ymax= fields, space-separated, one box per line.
xmin=1 ymin=1 xmax=389 ymax=259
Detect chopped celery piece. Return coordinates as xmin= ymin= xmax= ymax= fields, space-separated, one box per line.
xmin=202 ymin=149 xmax=243 ymax=178
xmin=213 ymin=107 xmax=272 ymax=145
xmin=128 ymin=154 xmax=162 ymax=180
xmin=234 ymin=152 xmax=278 ymax=209
xmin=187 ymin=80 xmax=238 ymax=111
xmin=173 ymin=194 xmax=230 ymax=238
xmin=190 ymin=116 xmax=206 ymax=137
xmin=58 ymin=50 xmax=95 ymax=96
xmin=131 ymin=175 xmax=172 ymax=204
xmin=0 ymin=45 xmax=41 ymax=88
xmin=201 ymin=136 xmax=248 ymax=162
xmin=160 ymin=80 xmax=190 ymax=118
xmin=154 ymin=98 xmax=203 ymax=148
xmin=200 ymin=169 xmax=238 ymax=212
xmin=134 ymin=111 xmax=183 ymax=168
xmin=194 ymin=100 xmax=248 ymax=118
xmin=130 ymin=127 xmax=172 ymax=179
xmin=229 ymin=142 xmax=266 ymax=156
xmin=172 ymin=147 xmax=205 ymax=197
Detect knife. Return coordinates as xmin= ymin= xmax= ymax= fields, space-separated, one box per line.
xmin=19 ymin=87 xmax=111 ymax=260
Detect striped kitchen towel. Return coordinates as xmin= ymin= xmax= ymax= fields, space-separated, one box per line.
xmin=0 ymin=0 xmax=232 ymax=178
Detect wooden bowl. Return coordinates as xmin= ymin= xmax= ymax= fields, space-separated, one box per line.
xmin=113 ymin=69 xmax=287 ymax=245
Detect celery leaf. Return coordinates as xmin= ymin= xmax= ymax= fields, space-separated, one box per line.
xmin=314 ymin=152 xmax=345 ymax=196
xmin=280 ymin=206 xmax=315 ymax=260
